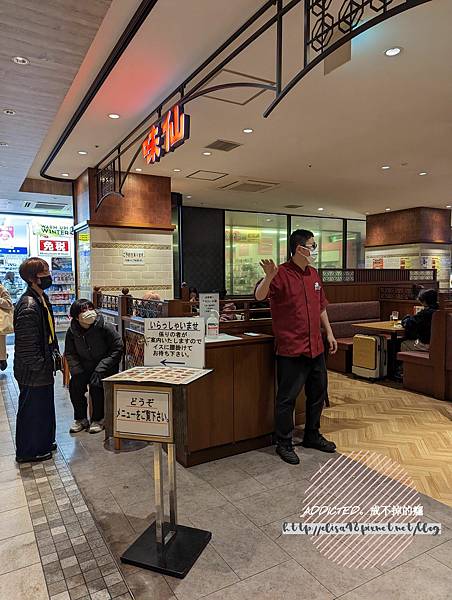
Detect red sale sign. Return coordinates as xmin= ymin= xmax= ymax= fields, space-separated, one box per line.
xmin=39 ymin=238 xmax=70 ymax=255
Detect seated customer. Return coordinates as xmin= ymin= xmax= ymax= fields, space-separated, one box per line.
xmin=65 ymin=299 xmax=123 ymax=434
xmin=400 ymin=289 xmax=439 ymax=352
xmin=142 ymin=290 xmax=161 ymax=301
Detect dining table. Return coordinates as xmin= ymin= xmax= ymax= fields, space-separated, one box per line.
xmin=352 ymin=320 xmax=405 ymax=379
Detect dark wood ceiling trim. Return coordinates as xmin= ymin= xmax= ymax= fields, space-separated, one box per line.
xmin=40 ymin=0 xmax=160 ymax=183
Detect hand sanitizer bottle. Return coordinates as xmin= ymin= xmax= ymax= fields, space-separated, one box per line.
xmin=206 ymin=310 xmax=219 ymax=338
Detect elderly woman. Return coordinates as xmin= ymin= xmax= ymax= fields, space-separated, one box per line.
xmin=14 ymin=257 xmax=59 ymax=463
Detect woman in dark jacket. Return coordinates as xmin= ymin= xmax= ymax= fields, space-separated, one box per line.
xmin=401 ymin=288 xmax=439 ymax=352
xmin=65 ymin=299 xmax=123 ymax=434
xmin=14 ymin=257 xmax=59 ymax=463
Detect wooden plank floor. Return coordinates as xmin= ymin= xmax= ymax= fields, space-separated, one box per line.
xmin=321 ymin=372 xmax=452 ymax=507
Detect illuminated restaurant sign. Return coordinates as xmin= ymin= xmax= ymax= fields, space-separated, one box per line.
xmin=142 ymin=104 xmax=190 ymax=165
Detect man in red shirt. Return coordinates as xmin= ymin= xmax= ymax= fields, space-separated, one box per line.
xmin=255 ymin=229 xmax=338 ymax=465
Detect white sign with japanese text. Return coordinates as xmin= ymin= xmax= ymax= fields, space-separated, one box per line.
xmin=199 ymin=293 xmax=219 ymax=321
xmin=123 ymin=248 xmax=145 ymax=265
xmin=114 ymin=385 xmax=173 ymax=442
xmin=144 ymin=317 xmax=205 ymax=369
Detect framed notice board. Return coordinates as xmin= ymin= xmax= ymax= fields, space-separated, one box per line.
xmin=113 ymin=384 xmax=173 ymax=443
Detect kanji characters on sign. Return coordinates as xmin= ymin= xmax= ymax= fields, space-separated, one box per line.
xmin=142 ymin=104 xmax=190 ymax=165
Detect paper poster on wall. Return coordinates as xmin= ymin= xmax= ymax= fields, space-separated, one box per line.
xmin=39 ymin=238 xmax=71 ymax=255
xmin=400 ymin=257 xmax=412 ymax=269
xmin=114 ymin=385 xmax=173 ymax=442
xmin=199 ymin=293 xmax=219 ymax=321
xmin=144 ymin=317 xmax=205 ymax=369
xmin=372 ymin=258 xmax=384 ymax=269
xmin=123 ymin=248 xmax=145 ymax=265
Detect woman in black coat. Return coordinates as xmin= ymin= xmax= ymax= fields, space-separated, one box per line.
xmin=65 ymin=299 xmax=123 ymax=434
xmin=14 ymin=257 xmax=59 ymax=463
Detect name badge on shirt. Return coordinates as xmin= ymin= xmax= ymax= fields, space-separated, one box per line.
xmin=314 ymin=282 xmax=321 ymax=292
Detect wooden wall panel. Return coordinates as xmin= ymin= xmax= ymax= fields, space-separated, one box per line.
xmin=366 ymin=207 xmax=451 ymax=247
xmin=73 ymin=169 xmax=172 ymax=230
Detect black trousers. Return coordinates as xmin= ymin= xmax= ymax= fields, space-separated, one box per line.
xmin=16 ymin=384 xmax=55 ymax=459
xmin=69 ymin=371 xmax=104 ymax=422
xmin=275 ymin=353 xmax=327 ymax=445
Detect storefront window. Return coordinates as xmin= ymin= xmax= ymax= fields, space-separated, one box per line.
xmin=346 ymin=220 xmax=366 ymax=268
xmin=225 ymin=212 xmax=287 ymax=296
xmin=0 ymin=215 xmax=75 ymax=331
xmin=290 ymin=217 xmax=343 ymax=269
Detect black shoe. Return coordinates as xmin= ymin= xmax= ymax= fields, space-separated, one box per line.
xmin=302 ymin=434 xmax=336 ymax=453
xmin=0 ymin=360 xmax=7 ymax=371
xmin=51 ymin=443 xmax=57 ymax=452
xmin=276 ymin=444 xmax=300 ymax=465
xmin=16 ymin=452 xmax=52 ymax=464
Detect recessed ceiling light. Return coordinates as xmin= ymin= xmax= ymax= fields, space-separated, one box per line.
xmin=381 ymin=165 xmax=390 ymax=170
xmin=385 ymin=208 xmax=391 ymax=211
xmin=3 ymin=109 xmax=16 ymax=116
xmin=173 ymin=168 xmax=181 ymax=172
xmin=61 ymin=173 xmax=69 ymax=177
xmin=108 ymin=113 xmax=120 ymax=119
xmin=318 ymin=207 xmax=324 ymax=211
xmin=419 ymin=172 xmax=428 ymax=176
xmin=135 ymin=168 xmax=142 ymax=172
xmin=78 ymin=150 xmax=87 ymax=155
xmin=202 ymin=151 xmax=212 ymax=156
xmin=12 ymin=56 xmax=29 ymax=65
xmin=446 ymin=205 xmax=451 ymax=209
xmin=385 ymin=47 xmax=402 ymax=57
xmin=266 ymin=218 xmax=272 ymax=222
xmin=243 ymin=128 xmax=253 ymax=134
xmin=0 ymin=142 xmax=9 ymax=147
xmin=365 ymin=212 xmax=370 ymax=215
xmin=186 ymin=195 xmax=192 ymax=199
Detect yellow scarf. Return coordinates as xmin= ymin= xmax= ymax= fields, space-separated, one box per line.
xmin=43 ymin=300 xmax=55 ymax=344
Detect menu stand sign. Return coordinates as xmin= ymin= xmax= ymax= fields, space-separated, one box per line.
xmin=103 ymin=365 xmax=212 ymax=578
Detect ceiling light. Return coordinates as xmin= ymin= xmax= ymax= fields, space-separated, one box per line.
xmin=3 ymin=109 xmax=16 ymax=116
xmin=173 ymin=169 xmax=181 ymax=172
xmin=318 ymin=207 xmax=324 ymax=211
xmin=381 ymin=165 xmax=390 ymax=170
xmin=446 ymin=205 xmax=451 ymax=209
xmin=186 ymin=195 xmax=192 ymax=199
xmin=61 ymin=173 xmax=69 ymax=177
xmin=0 ymin=142 xmax=9 ymax=147
xmin=135 ymin=168 xmax=142 ymax=172
xmin=419 ymin=172 xmax=428 ymax=176
xmin=202 ymin=151 xmax=212 ymax=156
xmin=12 ymin=56 xmax=29 ymax=65
xmin=78 ymin=150 xmax=87 ymax=155
xmin=266 ymin=218 xmax=272 ymax=222
xmin=385 ymin=208 xmax=391 ymax=211
xmin=385 ymin=47 xmax=401 ymax=57
xmin=243 ymin=128 xmax=253 ymax=134
xmin=108 ymin=113 xmax=120 ymax=119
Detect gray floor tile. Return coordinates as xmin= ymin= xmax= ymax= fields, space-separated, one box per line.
xmin=0 ymin=531 xmax=40 ymax=575
xmin=126 ymin=569 xmax=175 ymax=600
xmin=427 ymin=537 xmax=452 ymax=569
xmin=204 ymin=559 xmax=333 ymax=600
xmin=0 ymin=562 xmax=49 ymax=600
xmin=0 ymin=480 xmax=27 ymax=512
xmin=338 ymin=554 xmax=452 ymax=600
xmin=0 ymin=506 xmax=33 ymax=540
xmin=190 ymin=503 xmax=289 ymax=579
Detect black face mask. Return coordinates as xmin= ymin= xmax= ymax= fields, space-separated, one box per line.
xmin=37 ymin=275 xmax=53 ymax=290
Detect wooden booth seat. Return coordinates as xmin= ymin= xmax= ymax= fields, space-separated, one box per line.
xmin=326 ymin=301 xmax=381 ymax=373
xmin=397 ymin=309 xmax=449 ymax=400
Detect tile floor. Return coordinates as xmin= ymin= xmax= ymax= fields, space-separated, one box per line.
xmin=1 ymin=354 xmax=452 ymax=599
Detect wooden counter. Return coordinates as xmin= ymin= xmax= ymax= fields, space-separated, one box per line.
xmin=176 ymin=333 xmax=275 ymax=466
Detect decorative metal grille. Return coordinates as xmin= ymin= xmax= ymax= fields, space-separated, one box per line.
xmin=97 ymin=161 xmax=116 ymax=200
xmin=128 ymin=299 xmax=169 ymax=318
xmin=410 ymin=270 xmax=435 ymax=281
xmin=98 ymin=294 xmax=119 ymax=311
xmin=320 ymin=269 xmax=355 ymax=283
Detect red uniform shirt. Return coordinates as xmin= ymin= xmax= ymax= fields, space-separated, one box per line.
xmin=267 ymin=261 xmax=328 ymax=358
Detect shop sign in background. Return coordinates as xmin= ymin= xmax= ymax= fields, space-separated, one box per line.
xmin=39 ymin=238 xmax=70 ymax=255
xmin=123 ymin=248 xmax=145 ymax=265
xmin=144 ymin=317 xmax=205 ymax=369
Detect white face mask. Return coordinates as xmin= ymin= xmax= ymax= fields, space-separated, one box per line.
xmin=79 ymin=309 xmax=97 ymax=328
xmin=307 ymin=248 xmax=318 ymax=264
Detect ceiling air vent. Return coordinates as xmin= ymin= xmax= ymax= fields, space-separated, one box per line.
xmin=218 ymin=179 xmax=279 ymax=193
xmin=205 ymin=139 xmax=242 ymax=152
xmin=33 ymin=202 xmax=66 ymax=211
xmin=285 ymin=204 xmax=303 ymax=209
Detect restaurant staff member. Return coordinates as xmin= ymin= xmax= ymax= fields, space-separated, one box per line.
xmin=255 ymin=229 xmax=338 ymax=465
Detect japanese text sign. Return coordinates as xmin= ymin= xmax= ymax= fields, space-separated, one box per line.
xmin=142 ymin=104 xmax=190 ymax=165
xmin=39 ymin=238 xmax=70 ymax=255
xmin=144 ymin=317 xmax=205 ymax=369
xmin=199 ymin=293 xmax=219 ymax=321
xmin=114 ymin=385 xmax=173 ymax=442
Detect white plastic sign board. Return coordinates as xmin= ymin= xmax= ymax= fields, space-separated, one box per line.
xmin=144 ymin=317 xmax=205 ymax=369
xmin=199 ymin=293 xmax=219 ymax=321
xmin=123 ymin=248 xmax=145 ymax=265
xmin=114 ymin=385 xmax=173 ymax=442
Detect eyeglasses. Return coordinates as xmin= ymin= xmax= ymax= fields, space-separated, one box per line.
xmin=301 ymin=242 xmax=317 ymax=251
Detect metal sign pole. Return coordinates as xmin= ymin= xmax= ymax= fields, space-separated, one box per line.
xmin=153 ymin=442 xmax=164 ymax=545
xmin=167 ymin=443 xmax=178 ymax=529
